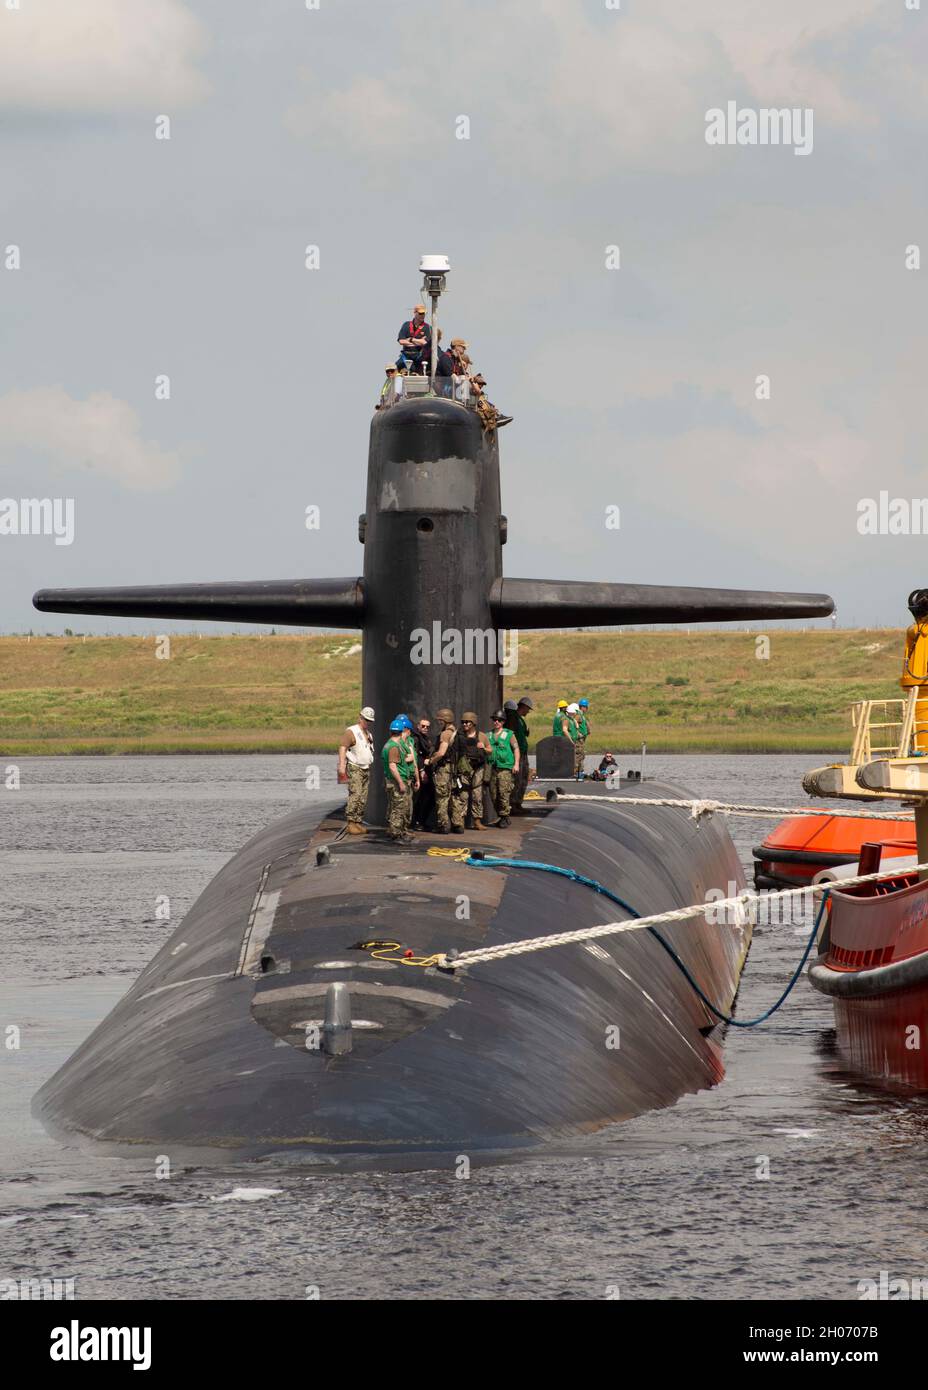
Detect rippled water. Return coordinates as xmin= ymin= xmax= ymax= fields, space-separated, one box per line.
xmin=2 ymin=754 xmax=927 ymax=1301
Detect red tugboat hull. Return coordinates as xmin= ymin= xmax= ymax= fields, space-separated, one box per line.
xmin=753 ymin=814 xmax=915 ymax=889
xmin=809 ymin=873 xmax=928 ymax=1091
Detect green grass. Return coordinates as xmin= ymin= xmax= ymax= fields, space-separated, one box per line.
xmin=0 ymin=628 xmax=906 ymax=755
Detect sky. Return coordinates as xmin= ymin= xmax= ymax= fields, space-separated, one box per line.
xmin=0 ymin=0 xmax=926 ymax=632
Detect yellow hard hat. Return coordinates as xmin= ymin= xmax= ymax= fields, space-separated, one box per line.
xmin=557 ymin=699 xmax=568 ymax=709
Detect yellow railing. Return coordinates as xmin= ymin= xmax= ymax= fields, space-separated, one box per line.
xmin=849 ymin=689 xmax=928 ymax=762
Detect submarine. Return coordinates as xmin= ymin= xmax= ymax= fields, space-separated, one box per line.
xmin=31 ymin=256 xmax=834 ymax=1161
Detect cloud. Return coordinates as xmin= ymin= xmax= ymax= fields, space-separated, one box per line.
xmin=0 ymin=388 xmax=182 ymax=490
xmin=0 ymin=0 xmax=209 ymax=113
xmin=285 ymin=0 xmax=918 ymax=177
xmin=285 ymin=73 xmax=429 ymax=155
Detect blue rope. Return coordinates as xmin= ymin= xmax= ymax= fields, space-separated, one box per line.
xmin=465 ymin=853 xmax=828 ymax=1028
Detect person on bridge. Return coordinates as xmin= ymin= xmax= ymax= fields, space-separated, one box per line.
xmin=437 ymin=336 xmax=468 ymax=377
xmin=470 ymin=374 xmax=513 ymax=431
xmin=377 ymin=365 xmax=398 ymax=408
xmin=397 ymin=304 xmax=431 ymax=374
xmin=337 ymin=706 xmax=375 ymax=834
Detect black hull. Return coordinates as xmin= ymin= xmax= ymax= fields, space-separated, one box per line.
xmin=34 ymin=780 xmax=750 ymax=1161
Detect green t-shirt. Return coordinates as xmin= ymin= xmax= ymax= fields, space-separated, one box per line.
xmin=489 ymin=728 xmax=516 ymax=769
xmin=515 ymin=715 xmax=529 ymax=755
xmin=382 ymin=736 xmax=414 ymax=783
xmin=553 ymin=712 xmax=569 ymax=737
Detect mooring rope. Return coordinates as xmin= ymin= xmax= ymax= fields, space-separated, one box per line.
xmin=554 ymin=793 xmax=915 ymax=824
xmin=442 ymin=854 xmax=833 ymax=1026
xmin=436 ymin=858 xmax=928 ymax=970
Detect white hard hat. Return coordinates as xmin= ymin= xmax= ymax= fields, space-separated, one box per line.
xmin=360 ymin=706 xmax=375 ymax=721
xmin=567 ymin=702 xmax=580 ymax=714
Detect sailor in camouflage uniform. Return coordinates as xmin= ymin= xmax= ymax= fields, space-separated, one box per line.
xmin=430 ymin=708 xmax=458 ymax=833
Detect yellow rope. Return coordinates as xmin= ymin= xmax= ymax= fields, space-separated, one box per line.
xmin=426 ymin=846 xmax=472 ymax=861
xmin=353 ymin=939 xmax=443 ymax=969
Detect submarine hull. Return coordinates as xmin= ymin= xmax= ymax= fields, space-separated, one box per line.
xmin=34 ymin=780 xmax=749 ymax=1160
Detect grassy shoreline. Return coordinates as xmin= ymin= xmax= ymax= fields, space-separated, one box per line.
xmin=0 ymin=731 xmax=850 ymax=756
xmin=0 ymin=629 xmax=905 ymax=757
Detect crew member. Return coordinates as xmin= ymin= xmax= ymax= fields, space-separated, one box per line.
xmin=430 ymin=708 xmax=458 ymax=833
xmin=596 ymin=752 xmax=617 ymax=780
xmin=377 ymin=365 xmax=397 ymax=409
xmin=488 ymin=709 xmax=520 ymax=828
xmin=437 ymin=337 xmax=468 ymax=376
xmin=397 ymin=303 xmax=431 ymax=374
xmin=901 ymin=590 xmax=928 ymax=752
xmin=470 ymin=374 xmax=513 ymax=431
xmin=337 ymin=706 xmax=375 ymax=834
xmin=574 ymin=698 xmax=591 ymax=776
xmin=512 ymin=695 xmax=533 ymax=812
xmin=451 ymin=712 xmax=490 ymax=832
xmin=553 ymin=699 xmax=572 ymax=739
xmin=434 ymin=332 xmax=453 ymax=394
xmin=412 ymin=716 xmax=435 ymax=829
xmin=567 ymin=702 xmax=584 ymax=775
xmin=382 ymin=718 xmax=417 ymax=844
xmin=395 ymin=714 xmax=420 ymax=793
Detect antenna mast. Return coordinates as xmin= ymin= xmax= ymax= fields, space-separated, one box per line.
xmin=420 ymin=253 xmax=450 ymax=387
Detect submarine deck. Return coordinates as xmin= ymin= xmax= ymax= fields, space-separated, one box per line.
xmin=34 ymin=777 xmax=750 ymax=1159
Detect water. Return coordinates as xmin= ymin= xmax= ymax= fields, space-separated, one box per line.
xmin=2 ymin=753 xmax=927 ymax=1301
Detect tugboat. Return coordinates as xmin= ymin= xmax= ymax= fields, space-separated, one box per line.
xmin=753 ymin=639 xmax=927 ymax=888
xmin=752 ymin=815 xmax=915 ymax=891
xmin=800 ymin=591 xmax=928 ymax=1091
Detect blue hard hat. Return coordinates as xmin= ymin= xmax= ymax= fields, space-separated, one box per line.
xmin=394 ymin=713 xmax=413 ymax=731
xmin=389 ymin=718 xmax=405 ymax=733
xmin=579 ymin=698 xmax=589 ymax=708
